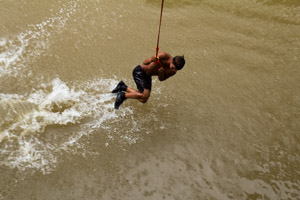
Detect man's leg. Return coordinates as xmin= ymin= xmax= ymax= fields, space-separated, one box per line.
xmin=139 ymin=89 xmax=150 ymax=103
xmin=126 ymin=87 xmax=139 ymax=93
xmin=125 ymin=88 xmax=150 ymax=103
xmin=115 ymin=88 xmax=150 ymax=109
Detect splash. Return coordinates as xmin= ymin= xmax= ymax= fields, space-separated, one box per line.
xmin=0 ymin=76 xmax=170 ymax=174
xmin=0 ymin=1 xmax=78 ymax=77
xmin=0 ymin=77 xmax=131 ymax=174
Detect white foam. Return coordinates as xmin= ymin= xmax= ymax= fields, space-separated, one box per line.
xmin=0 ymin=37 xmax=27 ymax=75
xmin=4 ymin=137 xmax=57 ymax=174
xmin=0 ymin=77 xmax=133 ymax=173
xmin=0 ymin=1 xmax=78 ymax=77
xmin=60 ymin=79 xmax=130 ymax=149
xmin=0 ymin=76 xmax=170 ymax=173
xmin=0 ymin=93 xmax=23 ymax=100
xmin=15 ymin=78 xmax=84 ymax=134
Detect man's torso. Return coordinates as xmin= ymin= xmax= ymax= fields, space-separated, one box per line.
xmin=141 ymin=58 xmax=176 ymax=80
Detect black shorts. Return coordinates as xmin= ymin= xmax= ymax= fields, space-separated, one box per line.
xmin=132 ymin=65 xmax=152 ymax=93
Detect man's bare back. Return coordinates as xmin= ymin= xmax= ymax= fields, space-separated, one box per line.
xmin=112 ymin=52 xmax=185 ymax=109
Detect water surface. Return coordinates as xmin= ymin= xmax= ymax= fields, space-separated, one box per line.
xmin=0 ymin=0 xmax=299 ymax=199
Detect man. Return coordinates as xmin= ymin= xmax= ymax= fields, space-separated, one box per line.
xmin=112 ymin=52 xmax=185 ymax=109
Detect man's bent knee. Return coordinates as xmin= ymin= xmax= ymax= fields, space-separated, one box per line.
xmin=138 ymin=89 xmax=150 ymax=103
xmin=139 ymin=98 xmax=148 ymax=103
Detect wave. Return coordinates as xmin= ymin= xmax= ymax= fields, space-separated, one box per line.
xmin=0 ymin=1 xmax=78 ymax=77
xmin=0 ymin=77 xmax=131 ymax=174
xmin=0 ymin=76 xmax=170 ymax=174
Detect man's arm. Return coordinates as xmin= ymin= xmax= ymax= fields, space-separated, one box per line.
xmin=158 ymin=68 xmax=176 ymax=81
xmin=143 ymin=52 xmax=171 ymax=66
xmin=158 ymin=68 xmax=165 ymax=81
xmin=143 ymin=56 xmax=158 ymax=65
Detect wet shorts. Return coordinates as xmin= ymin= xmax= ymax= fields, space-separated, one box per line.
xmin=132 ymin=65 xmax=152 ymax=93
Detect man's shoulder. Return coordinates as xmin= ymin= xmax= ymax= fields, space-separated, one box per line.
xmin=159 ymin=52 xmax=172 ymax=58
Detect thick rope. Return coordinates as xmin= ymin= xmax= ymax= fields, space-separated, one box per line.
xmin=155 ymin=0 xmax=165 ymax=58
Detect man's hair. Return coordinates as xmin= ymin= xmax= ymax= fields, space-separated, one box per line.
xmin=173 ymin=55 xmax=185 ymax=70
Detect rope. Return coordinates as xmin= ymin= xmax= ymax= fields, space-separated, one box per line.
xmin=155 ymin=0 xmax=165 ymax=58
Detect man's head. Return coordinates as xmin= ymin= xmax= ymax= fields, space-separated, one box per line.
xmin=173 ymin=55 xmax=185 ymax=70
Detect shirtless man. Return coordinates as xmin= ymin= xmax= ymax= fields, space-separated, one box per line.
xmin=112 ymin=52 xmax=185 ymax=109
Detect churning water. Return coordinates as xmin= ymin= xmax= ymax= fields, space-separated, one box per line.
xmin=0 ymin=0 xmax=299 ymax=199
